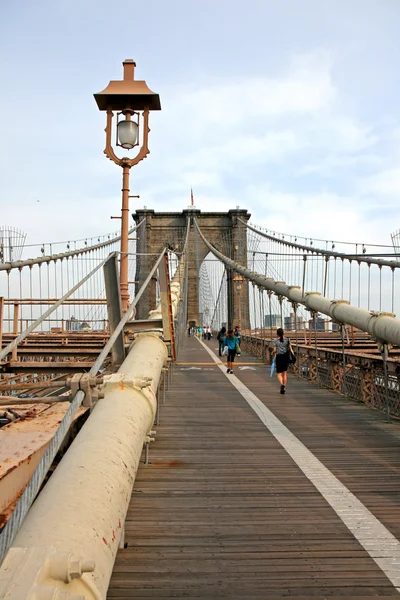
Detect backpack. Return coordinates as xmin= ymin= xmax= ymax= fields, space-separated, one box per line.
xmin=286 ymin=339 xmax=296 ymax=364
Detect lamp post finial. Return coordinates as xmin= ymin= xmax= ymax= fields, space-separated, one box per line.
xmin=123 ymin=59 xmax=136 ymax=81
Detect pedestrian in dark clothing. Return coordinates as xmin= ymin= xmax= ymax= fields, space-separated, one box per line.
xmin=188 ymin=327 xmax=191 ymax=337
xmin=217 ymin=326 xmax=226 ymax=356
xmin=234 ymin=325 xmax=241 ymax=347
xmin=272 ymin=328 xmax=294 ymax=395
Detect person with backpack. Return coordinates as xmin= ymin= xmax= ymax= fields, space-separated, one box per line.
xmin=234 ymin=325 xmax=241 ymax=346
xmin=223 ymin=329 xmax=237 ymax=374
xmin=271 ymin=328 xmax=294 ymax=395
xmin=217 ymin=326 xmax=226 ymax=356
xmin=234 ymin=325 xmax=241 ymax=356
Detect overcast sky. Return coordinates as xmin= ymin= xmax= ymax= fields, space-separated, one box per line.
xmin=1 ymin=0 xmax=399 ymax=249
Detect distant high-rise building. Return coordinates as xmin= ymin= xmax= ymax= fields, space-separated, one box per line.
xmin=284 ymin=312 xmax=297 ymax=330
xmin=284 ymin=312 xmax=306 ymax=330
xmin=311 ymin=317 xmax=329 ymax=331
xmin=284 ymin=312 xmax=305 ymax=331
xmin=66 ymin=317 xmax=91 ymax=332
xmin=264 ymin=314 xmax=282 ymax=328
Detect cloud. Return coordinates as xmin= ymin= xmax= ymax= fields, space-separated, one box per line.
xmin=172 ymin=55 xmax=335 ymax=129
xmin=140 ymin=52 xmax=380 ymax=189
xmin=0 ymin=47 xmax=399 ymax=257
xmin=360 ymin=168 xmax=400 ymax=196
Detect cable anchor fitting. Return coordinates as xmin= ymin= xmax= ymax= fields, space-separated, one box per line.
xmin=67 ymin=374 xmax=105 ymax=408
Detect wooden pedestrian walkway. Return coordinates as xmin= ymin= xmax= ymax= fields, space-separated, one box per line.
xmin=108 ymin=335 xmax=400 ymax=599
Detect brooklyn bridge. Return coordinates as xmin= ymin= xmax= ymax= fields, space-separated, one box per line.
xmin=1 ymin=61 xmax=400 ymax=599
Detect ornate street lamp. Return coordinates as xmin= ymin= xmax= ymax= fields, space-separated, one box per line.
xmin=94 ymin=60 xmax=161 ymax=311
xmin=233 ymin=273 xmax=243 ymax=329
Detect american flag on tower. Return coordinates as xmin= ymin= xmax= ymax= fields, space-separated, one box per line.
xmin=191 ymin=188 xmax=194 ymax=206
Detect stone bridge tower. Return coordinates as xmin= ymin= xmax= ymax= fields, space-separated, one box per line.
xmin=133 ymin=208 xmax=251 ymax=330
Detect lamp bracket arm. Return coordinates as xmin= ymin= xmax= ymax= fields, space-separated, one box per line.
xmin=104 ymin=109 xmax=121 ymax=165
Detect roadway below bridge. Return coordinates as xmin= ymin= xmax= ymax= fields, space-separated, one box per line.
xmin=108 ymin=335 xmax=400 ymax=599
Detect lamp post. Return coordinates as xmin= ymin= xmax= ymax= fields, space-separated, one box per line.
xmin=233 ymin=273 xmax=243 ymax=330
xmin=94 ymin=60 xmax=161 ymax=312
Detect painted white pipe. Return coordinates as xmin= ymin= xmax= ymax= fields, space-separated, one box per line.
xmin=0 ymin=259 xmax=185 ymax=599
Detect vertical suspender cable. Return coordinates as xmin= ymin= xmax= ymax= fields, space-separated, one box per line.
xmin=349 ymin=259 xmax=352 ymax=305
xmin=368 ymin=264 xmax=371 ymax=310
xmin=39 ymin=264 xmax=42 ymax=331
xmin=323 ymin=257 xmax=328 ymax=297
xmin=313 ymin=312 xmax=320 ymax=387
xmin=392 ymin=268 xmax=395 ymax=314
xmin=340 ymin=323 xmax=347 ymax=399
xmin=29 ymin=267 xmax=33 ymax=327
xmin=381 ymin=343 xmax=390 ymax=424
xmin=341 ymin=258 xmax=344 ymax=299
xmin=334 ymin=257 xmax=337 ymax=299
xmin=302 ymin=256 xmax=307 ymax=296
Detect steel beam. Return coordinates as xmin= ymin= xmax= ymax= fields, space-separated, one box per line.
xmin=103 ymin=254 xmax=125 ymax=366
xmin=2 ymin=362 xmax=93 ymax=373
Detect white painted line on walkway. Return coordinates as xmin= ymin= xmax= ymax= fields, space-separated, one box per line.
xmin=196 ymin=337 xmax=400 ymax=591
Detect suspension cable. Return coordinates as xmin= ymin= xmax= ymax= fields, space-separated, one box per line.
xmin=240 ymin=219 xmax=400 ymax=270
xmin=194 ymin=218 xmax=400 ymax=348
xmin=0 ymin=219 xmax=146 ymax=272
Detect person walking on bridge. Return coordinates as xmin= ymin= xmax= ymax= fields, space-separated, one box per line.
xmin=234 ymin=325 xmax=241 ymax=356
xmin=234 ymin=325 xmax=241 ymax=346
xmin=223 ymin=329 xmax=237 ymax=374
xmin=271 ymin=328 xmax=294 ymax=395
xmin=217 ymin=326 xmax=226 ymax=356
